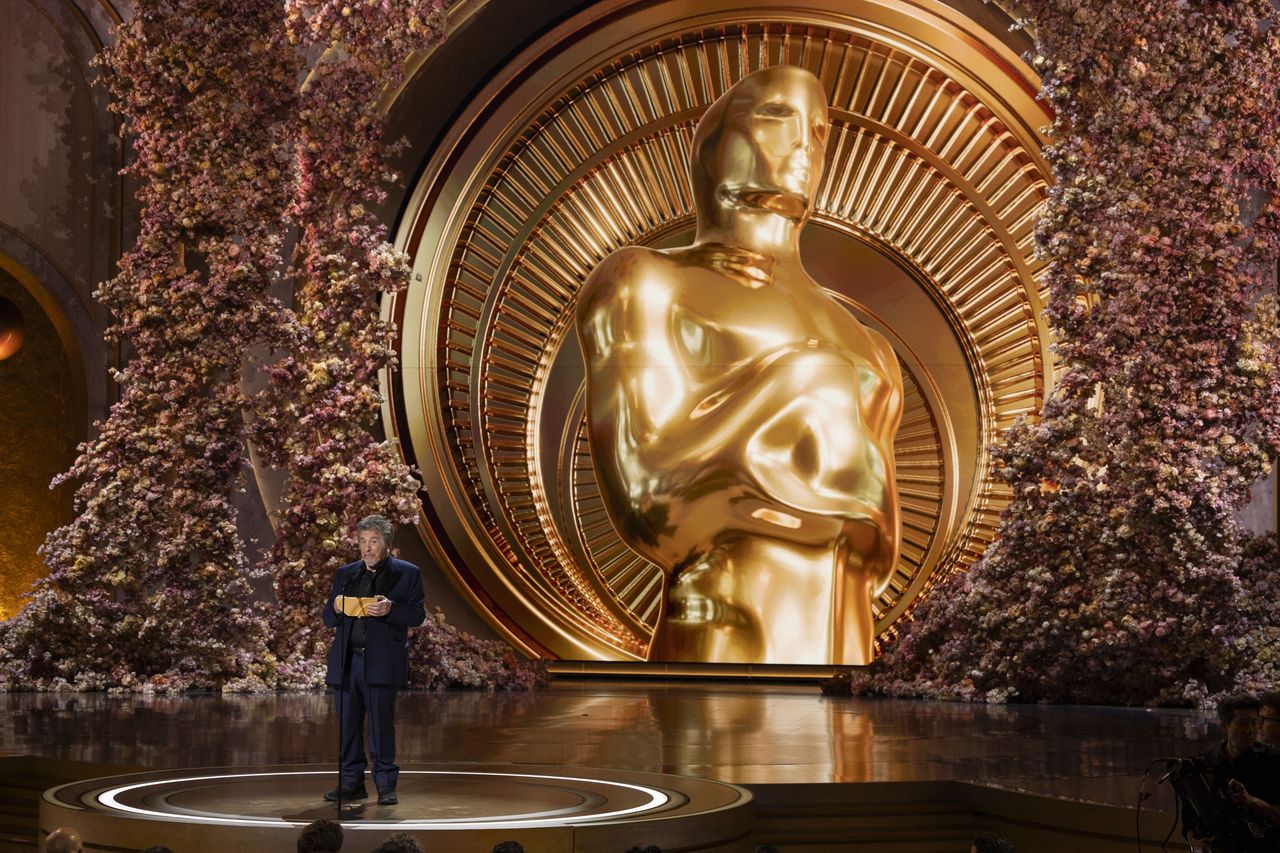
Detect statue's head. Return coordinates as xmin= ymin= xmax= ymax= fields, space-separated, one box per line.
xmin=690 ymin=66 xmax=829 ymax=229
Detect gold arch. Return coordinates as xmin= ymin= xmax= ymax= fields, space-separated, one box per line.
xmin=392 ymin=1 xmax=1052 ymax=661
xmin=0 ymin=254 xmax=85 ymax=620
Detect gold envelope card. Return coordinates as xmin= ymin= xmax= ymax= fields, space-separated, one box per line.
xmin=335 ymin=595 xmax=379 ymax=617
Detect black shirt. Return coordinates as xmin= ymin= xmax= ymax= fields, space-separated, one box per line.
xmin=347 ymin=557 xmax=387 ymax=648
xmin=1181 ymin=742 xmax=1280 ymax=849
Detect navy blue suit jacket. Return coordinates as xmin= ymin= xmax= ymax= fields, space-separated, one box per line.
xmin=324 ymin=557 xmax=426 ymax=687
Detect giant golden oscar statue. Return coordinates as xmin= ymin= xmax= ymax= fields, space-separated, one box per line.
xmin=576 ymin=66 xmax=904 ymax=665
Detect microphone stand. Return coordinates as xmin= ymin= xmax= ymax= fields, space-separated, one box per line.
xmin=336 ymin=572 xmax=353 ymax=817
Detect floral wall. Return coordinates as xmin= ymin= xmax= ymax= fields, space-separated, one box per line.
xmin=0 ymin=0 xmax=540 ymax=693
xmin=862 ymin=0 xmax=1280 ymax=706
xmin=2 ymin=0 xmax=1276 ymax=701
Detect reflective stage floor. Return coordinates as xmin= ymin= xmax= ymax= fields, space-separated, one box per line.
xmin=3 ymin=680 xmax=1221 ymax=850
xmin=40 ymin=763 xmax=753 ymax=852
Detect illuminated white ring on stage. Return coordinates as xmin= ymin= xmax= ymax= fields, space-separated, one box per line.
xmin=97 ymin=769 xmax=670 ymax=830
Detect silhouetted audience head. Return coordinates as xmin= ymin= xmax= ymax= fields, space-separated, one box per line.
xmin=624 ymin=846 xmax=662 ymax=853
xmin=1260 ymin=690 xmax=1280 ymax=748
xmin=756 ymin=846 xmax=781 ymax=853
xmin=492 ymin=842 xmax=526 ymax=853
xmin=972 ymin=835 xmax=1014 ymax=853
xmin=375 ymin=833 xmax=424 ymax=853
xmin=44 ymin=827 xmax=83 ymax=853
xmin=298 ymin=818 xmax=344 ymax=852
xmin=141 ymin=848 xmax=176 ymax=853
xmin=1217 ymin=692 xmax=1262 ymax=725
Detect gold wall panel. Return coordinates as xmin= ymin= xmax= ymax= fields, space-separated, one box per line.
xmin=390 ymin=0 xmax=1052 ymax=661
xmin=0 ymin=260 xmax=83 ymax=620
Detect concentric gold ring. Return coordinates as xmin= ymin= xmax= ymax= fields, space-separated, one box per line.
xmin=390 ymin=0 xmax=1052 ymax=661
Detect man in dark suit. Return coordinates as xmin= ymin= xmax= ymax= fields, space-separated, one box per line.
xmin=323 ymin=514 xmax=426 ymax=806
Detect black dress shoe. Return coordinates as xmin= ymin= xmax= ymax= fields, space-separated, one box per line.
xmin=377 ymin=789 xmax=398 ymax=806
xmin=323 ymin=784 xmax=368 ymax=801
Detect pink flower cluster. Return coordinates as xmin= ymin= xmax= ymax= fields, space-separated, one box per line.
xmin=0 ymin=0 xmax=299 ymax=692
xmin=1 ymin=0 xmax=541 ymax=694
xmin=862 ymin=0 xmax=1280 ymax=706
xmin=251 ymin=0 xmax=447 ymax=687
xmin=409 ymin=611 xmax=548 ymax=692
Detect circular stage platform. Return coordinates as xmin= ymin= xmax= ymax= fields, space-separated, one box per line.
xmin=41 ymin=762 xmax=754 ymax=852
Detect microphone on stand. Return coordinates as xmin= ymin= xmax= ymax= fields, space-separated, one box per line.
xmin=336 ymin=571 xmax=354 ymax=816
xmin=1157 ymin=757 xmax=1182 ymax=785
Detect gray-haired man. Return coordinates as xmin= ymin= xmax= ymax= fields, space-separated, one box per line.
xmin=322 ymin=515 xmax=425 ymax=806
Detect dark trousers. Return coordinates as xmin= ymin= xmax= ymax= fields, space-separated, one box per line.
xmin=336 ymin=650 xmax=399 ymax=792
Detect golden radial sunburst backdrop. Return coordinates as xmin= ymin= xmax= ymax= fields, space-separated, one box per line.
xmin=390 ymin=0 xmax=1053 ymax=662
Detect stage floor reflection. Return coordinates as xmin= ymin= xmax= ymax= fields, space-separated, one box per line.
xmin=41 ymin=763 xmax=753 ymax=853
xmin=3 ymin=680 xmax=1218 ymax=814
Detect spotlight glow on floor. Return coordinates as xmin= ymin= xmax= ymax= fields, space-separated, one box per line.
xmin=96 ymin=769 xmax=670 ymax=831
